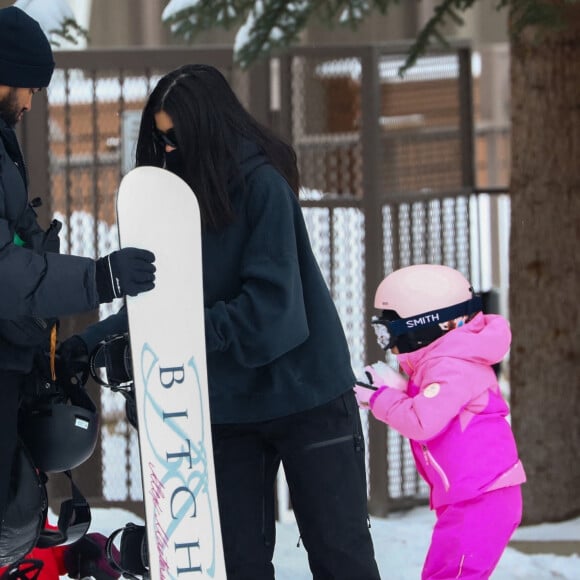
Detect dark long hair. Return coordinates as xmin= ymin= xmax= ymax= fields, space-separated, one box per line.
xmin=135 ymin=64 xmax=299 ymax=229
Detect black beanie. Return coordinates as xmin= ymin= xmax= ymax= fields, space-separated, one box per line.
xmin=0 ymin=6 xmax=55 ymax=88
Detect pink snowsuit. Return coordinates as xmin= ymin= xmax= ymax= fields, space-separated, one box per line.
xmin=368 ymin=313 xmax=526 ymax=579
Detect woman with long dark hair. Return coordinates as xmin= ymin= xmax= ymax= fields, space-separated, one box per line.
xmin=65 ymin=64 xmax=380 ymax=580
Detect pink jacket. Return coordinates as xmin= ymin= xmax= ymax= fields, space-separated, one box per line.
xmin=369 ymin=313 xmax=525 ymax=509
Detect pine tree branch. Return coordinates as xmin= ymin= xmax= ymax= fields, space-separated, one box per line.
xmin=161 ymin=0 xmax=580 ymax=72
xmin=49 ymin=18 xmax=88 ymax=48
xmin=399 ymin=0 xmax=477 ymax=75
xmin=163 ymin=0 xmax=255 ymax=40
xmin=235 ymin=1 xmax=317 ymax=67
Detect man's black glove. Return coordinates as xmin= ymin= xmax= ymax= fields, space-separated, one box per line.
xmin=56 ymin=334 xmax=89 ymax=390
xmin=96 ymin=248 xmax=156 ymax=304
xmin=63 ymin=532 xmax=121 ymax=580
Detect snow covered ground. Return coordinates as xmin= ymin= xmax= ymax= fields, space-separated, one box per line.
xmin=87 ymin=506 xmax=579 ymax=579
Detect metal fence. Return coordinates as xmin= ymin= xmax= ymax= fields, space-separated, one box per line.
xmin=18 ymin=42 xmax=510 ymax=519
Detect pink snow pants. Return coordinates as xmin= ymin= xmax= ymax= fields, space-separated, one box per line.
xmin=422 ymin=485 xmax=522 ymax=579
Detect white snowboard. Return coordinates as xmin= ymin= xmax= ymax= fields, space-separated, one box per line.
xmin=117 ymin=166 xmax=226 ymax=579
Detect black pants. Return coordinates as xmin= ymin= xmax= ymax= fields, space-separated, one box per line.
xmin=0 ymin=372 xmax=22 ymax=522
xmin=212 ymin=391 xmax=381 ymax=580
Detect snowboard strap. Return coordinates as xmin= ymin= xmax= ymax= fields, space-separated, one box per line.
xmin=89 ymin=334 xmax=139 ymax=428
xmin=89 ymin=333 xmax=132 ymax=388
xmin=36 ymin=471 xmax=91 ymax=549
xmin=105 ymin=523 xmax=149 ymax=580
xmin=0 ymin=559 xmax=43 ymax=579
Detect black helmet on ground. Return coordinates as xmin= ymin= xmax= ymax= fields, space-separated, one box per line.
xmin=19 ymin=381 xmax=99 ymax=473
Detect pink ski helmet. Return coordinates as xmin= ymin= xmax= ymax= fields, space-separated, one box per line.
xmin=372 ymin=264 xmax=482 ymax=353
xmin=374 ymin=264 xmax=473 ymax=315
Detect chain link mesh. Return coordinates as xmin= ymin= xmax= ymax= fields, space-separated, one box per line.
xmin=40 ymin=46 xmax=506 ymax=513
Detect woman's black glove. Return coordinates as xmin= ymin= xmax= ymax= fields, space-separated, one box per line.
xmin=63 ymin=532 xmax=121 ymax=580
xmin=56 ymin=334 xmax=89 ymax=390
xmin=95 ymin=248 xmax=156 ymax=303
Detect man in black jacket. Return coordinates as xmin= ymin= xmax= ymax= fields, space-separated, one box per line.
xmin=0 ymin=5 xmax=155 ymax=530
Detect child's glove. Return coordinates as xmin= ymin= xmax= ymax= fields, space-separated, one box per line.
xmin=371 ymin=316 xmax=392 ymax=350
xmin=353 ymin=384 xmax=375 ymax=409
xmin=364 ymin=361 xmax=407 ymax=391
xmin=63 ymin=532 xmax=121 ymax=580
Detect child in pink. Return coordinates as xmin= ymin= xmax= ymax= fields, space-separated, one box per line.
xmin=355 ymin=264 xmax=525 ymax=579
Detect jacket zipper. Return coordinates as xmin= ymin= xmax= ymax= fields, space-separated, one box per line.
xmin=422 ymin=445 xmax=450 ymax=492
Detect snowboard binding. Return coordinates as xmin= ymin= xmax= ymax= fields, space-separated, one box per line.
xmin=0 ymin=559 xmax=43 ymax=579
xmin=89 ymin=334 xmax=138 ymax=428
xmin=105 ymin=523 xmax=149 ymax=580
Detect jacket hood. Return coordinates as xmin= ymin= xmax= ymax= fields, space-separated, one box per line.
xmin=225 ymin=138 xmax=268 ymax=194
xmin=397 ymin=313 xmax=511 ymax=376
xmin=239 ymin=139 xmax=268 ymax=176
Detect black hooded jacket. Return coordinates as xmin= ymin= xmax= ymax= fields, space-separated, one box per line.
xmin=0 ymin=118 xmax=99 ymax=372
xmin=82 ymin=143 xmax=356 ymax=423
xmin=201 ymin=144 xmax=356 ymax=422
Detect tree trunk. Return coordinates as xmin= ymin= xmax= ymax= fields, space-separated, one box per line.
xmin=509 ymin=4 xmax=580 ymax=524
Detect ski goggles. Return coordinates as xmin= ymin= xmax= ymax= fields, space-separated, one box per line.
xmin=372 ymin=295 xmax=483 ymax=352
xmin=153 ymin=127 xmax=178 ymax=149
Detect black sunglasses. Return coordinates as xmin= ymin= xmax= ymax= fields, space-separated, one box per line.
xmin=153 ymin=127 xmax=178 ymax=149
